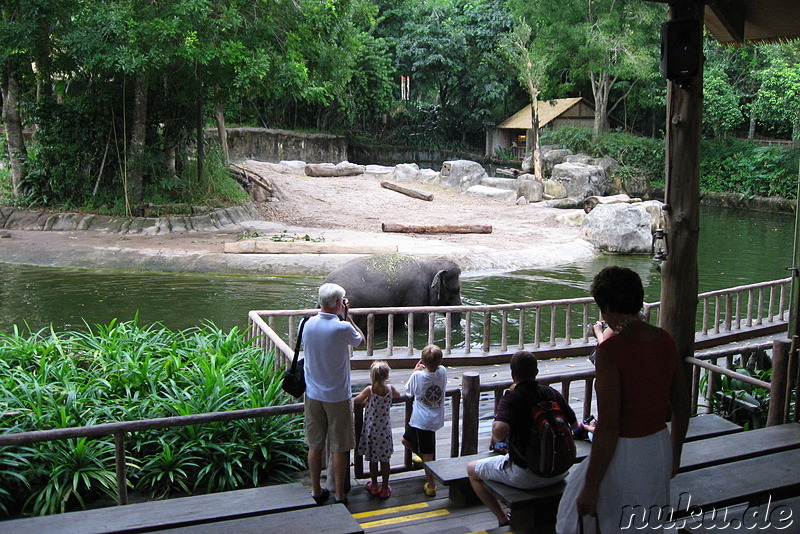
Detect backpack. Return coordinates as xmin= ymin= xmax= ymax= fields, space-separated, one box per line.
xmin=523 ymin=399 xmax=577 ymax=477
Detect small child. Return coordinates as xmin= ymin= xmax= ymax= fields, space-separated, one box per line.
xmin=354 ymin=360 xmax=402 ymax=499
xmin=401 ymin=344 xmax=447 ymax=497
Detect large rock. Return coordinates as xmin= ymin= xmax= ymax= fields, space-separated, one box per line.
xmin=439 ymin=160 xmax=489 ymax=191
xmin=551 ymin=162 xmax=608 ymax=199
xmin=482 ymin=177 xmax=518 ymax=191
xmin=541 ymin=148 xmax=573 ymax=179
xmin=579 ymin=203 xmax=653 ymax=254
xmin=564 ymin=154 xmax=593 ymax=165
xmin=419 ymin=168 xmax=440 ymax=182
xmin=465 ymin=185 xmax=517 ymax=202
xmin=518 ymin=178 xmax=544 ymax=202
xmin=543 ymin=179 xmax=568 ymax=199
xmin=391 ymin=163 xmax=421 ymax=182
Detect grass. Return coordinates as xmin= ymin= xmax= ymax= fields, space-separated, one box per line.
xmin=0 ymin=319 xmax=305 ymax=517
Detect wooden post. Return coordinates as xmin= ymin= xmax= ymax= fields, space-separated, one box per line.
xmin=114 ymin=431 xmax=128 ymax=505
xmin=785 ymin=336 xmax=798 ymax=423
xmin=660 ymin=4 xmax=704 ymax=395
xmin=461 ymin=373 xmax=480 ymax=456
xmin=767 ymin=338 xmax=791 ymax=427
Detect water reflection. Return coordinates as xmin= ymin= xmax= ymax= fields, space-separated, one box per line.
xmin=0 ymin=206 xmax=793 ymax=334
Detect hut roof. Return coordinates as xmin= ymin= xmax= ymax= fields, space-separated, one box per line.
xmin=496 ymin=97 xmax=592 ymax=130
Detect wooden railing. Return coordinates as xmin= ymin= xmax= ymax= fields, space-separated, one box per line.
xmin=1 ymin=336 xmax=796 ymax=512
xmin=248 ymin=278 xmax=792 ymax=368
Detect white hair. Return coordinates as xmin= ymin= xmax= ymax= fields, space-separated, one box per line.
xmin=318 ymin=283 xmax=345 ymax=308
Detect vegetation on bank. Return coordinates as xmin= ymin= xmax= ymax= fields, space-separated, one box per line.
xmin=0 ymin=320 xmax=304 ymax=517
xmin=542 ymin=127 xmax=800 ymax=199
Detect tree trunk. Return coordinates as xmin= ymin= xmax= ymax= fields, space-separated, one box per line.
xmin=128 ymin=74 xmax=147 ymax=207
xmin=526 ymin=77 xmax=542 ymax=180
xmin=1 ymin=64 xmax=27 ymax=198
xmin=163 ymin=75 xmax=177 ymax=176
xmin=747 ymin=110 xmax=757 ymax=140
xmin=214 ymin=96 xmax=229 ymax=167
xmin=590 ymin=71 xmax=612 ymax=138
xmin=196 ymin=82 xmax=205 ymax=184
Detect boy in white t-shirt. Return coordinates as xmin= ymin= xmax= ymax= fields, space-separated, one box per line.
xmin=402 ymin=344 xmax=447 ymax=496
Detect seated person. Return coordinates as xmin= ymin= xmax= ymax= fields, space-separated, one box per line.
xmin=467 ymin=351 xmax=578 ymax=527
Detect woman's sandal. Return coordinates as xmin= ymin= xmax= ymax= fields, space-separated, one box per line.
xmin=379 ymin=484 xmax=392 ymax=499
xmin=365 ymin=481 xmax=381 ymax=496
xmin=499 ymin=512 xmax=511 ymax=527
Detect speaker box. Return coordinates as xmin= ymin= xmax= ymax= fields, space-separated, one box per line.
xmin=660 ymin=20 xmax=702 ymax=81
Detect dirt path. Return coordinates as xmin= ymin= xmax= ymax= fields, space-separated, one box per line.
xmin=0 ymin=161 xmax=595 ymax=276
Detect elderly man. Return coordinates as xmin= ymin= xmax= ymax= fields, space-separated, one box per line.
xmin=303 ymin=283 xmax=365 ymax=506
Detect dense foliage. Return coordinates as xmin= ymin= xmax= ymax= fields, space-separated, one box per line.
xmin=0 ymin=320 xmax=304 ymax=517
xmin=2 ymin=0 xmax=800 ymax=210
xmin=541 ymin=126 xmax=800 ymax=197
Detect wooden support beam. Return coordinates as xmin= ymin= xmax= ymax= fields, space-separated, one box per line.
xmin=661 ymin=4 xmax=704 ymax=385
xmin=382 ymin=222 xmax=492 ymax=234
xmin=380 ymin=181 xmax=434 ymax=201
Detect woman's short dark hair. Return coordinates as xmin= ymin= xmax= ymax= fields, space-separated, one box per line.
xmin=510 ymin=351 xmax=539 ymax=381
xmin=591 ymin=266 xmax=644 ymax=315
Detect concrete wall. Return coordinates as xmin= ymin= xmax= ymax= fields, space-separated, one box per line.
xmin=220 ymin=127 xmax=348 ymax=163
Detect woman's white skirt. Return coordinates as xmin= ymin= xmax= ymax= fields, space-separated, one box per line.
xmin=556 ymin=428 xmax=672 ymax=533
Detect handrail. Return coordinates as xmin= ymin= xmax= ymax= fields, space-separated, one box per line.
xmin=248 ymin=278 xmax=792 ymax=368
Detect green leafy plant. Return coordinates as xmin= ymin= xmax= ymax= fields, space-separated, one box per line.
xmin=0 ymin=320 xmax=304 ymax=517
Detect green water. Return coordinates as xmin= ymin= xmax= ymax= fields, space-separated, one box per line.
xmin=0 ymin=206 xmax=794 ymax=334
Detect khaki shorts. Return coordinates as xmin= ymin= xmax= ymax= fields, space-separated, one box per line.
xmin=304 ymin=397 xmax=355 ymax=453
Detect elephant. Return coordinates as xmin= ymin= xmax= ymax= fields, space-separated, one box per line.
xmin=323 ymin=254 xmax=462 ymax=331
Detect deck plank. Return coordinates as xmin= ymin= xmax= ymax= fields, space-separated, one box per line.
xmin=0 ymin=483 xmax=314 ymax=534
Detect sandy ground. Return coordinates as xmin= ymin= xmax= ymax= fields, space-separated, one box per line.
xmin=0 ymin=161 xmax=595 ymax=276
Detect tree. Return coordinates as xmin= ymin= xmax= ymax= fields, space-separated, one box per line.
xmin=702 ymin=68 xmax=743 ymax=138
xmin=509 ymin=0 xmax=663 ymax=138
xmin=500 ymin=20 xmax=547 ymax=178
xmin=753 ymin=43 xmax=800 ymax=141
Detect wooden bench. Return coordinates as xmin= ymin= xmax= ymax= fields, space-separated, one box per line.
xmin=665 ymin=446 xmax=800 ymax=532
xmin=153 ymin=503 xmax=362 ymax=534
xmin=483 ymin=423 xmax=800 ymax=531
xmin=424 ymin=413 xmax=741 ymax=508
xmin=0 ymin=482 xmax=317 ymax=534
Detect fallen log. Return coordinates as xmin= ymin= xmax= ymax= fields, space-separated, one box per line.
xmin=583 ymin=194 xmax=641 ymax=213
xmin=380 ymin=181 xmax=434 ymax=201
xmin=304 ymin=162 xmax=366 ymax=177
xmin=224 ymin=240 xmax=398 ymax=255
xmin=381 ymin=222 xmax=492 ymax=234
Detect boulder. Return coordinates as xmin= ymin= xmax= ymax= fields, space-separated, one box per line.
xmin=641 ymin=200 xmax=666 ymax=231
xmin=521 ymin=153 xmax=533 ymax=173
xmin=543 ymin=179 xmax=568 ymax=199
xmin=541 ymin=148 xmax=573 ymax=179
xmin=279 ymin=160 xmax=307 ymax=170
xmin=391 ymin=163 xmax=421 ymax=182
xmin=620 ymin=169 xmax=650 ymax=198
xmin=465 ymin=185 xmax=517 ymax=202
xmin=579 ymin=203 xmax=653 ymax=254
xmin=439 ymin=160 xmax=489 ymax=191
xmin=551 ymin=162 xmax=609 ymax=199
xmin=556 ymin=210 xmax=585 ymax=227
xmin=591 ymin=157 xmax=620 ymax=179
xmin=518 ymin=178 xmax=544 ymax=202
xmin=564 ymin=154 xmax=593 ymax=165
xmin=419 ymin=168 xmax=440 ymax=182
xmin=482 ymin=177 xmax=518 ymax=191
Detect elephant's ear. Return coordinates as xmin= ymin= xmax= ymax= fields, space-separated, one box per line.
xmin=430 ymin=270 xmax=446 ymax=305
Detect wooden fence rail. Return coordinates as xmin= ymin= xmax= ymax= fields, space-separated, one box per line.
xmin=248 ymin=278 xmax=791 ymax=367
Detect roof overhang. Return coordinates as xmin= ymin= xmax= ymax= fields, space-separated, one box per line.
xmin=643 ymin=0 xmax=800 ymax=44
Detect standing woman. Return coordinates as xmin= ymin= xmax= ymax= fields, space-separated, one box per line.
xmin=556 ymin=267 xmax=691 ymax=533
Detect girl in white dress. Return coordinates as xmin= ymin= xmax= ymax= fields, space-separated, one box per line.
xmin=355 ymin=361 xmax=402 ymax=498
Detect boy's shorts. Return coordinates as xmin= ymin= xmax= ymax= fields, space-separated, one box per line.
xmin=403 ymin=425 xmax=436 ymax=455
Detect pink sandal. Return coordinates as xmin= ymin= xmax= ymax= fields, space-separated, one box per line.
xmin=379 ymin=485 xmax=392 ymax=499
xmin=365 ymin=481 xmax=380 ymax=496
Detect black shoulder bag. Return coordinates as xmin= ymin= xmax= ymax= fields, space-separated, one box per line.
xmin=282 ymin=317 xmax=309 ymax=398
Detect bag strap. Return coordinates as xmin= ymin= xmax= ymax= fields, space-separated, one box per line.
xmin=290 ymin=317 xmax=309 ymax=373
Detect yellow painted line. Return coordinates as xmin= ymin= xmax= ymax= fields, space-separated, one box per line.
xmin=360 ymin=508 xmax=450 ymax=529
xmin=351 ymin=501 xmax=429 ymax=519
